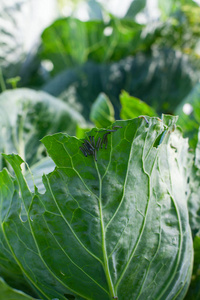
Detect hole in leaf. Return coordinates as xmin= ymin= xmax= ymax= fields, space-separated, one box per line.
xmin=64 ymin=294 xmax=75 ymax=300
xmin=153 ymin=130 xmax=166 ymax=148
xmin=170 ymin=144 xmax=177 ymax=152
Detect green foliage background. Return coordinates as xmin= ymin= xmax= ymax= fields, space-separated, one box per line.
xmin=0 ymin=0 xmax=200 ymax=299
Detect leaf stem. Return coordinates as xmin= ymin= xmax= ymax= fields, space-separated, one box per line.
xmin=95 ymin=161 xmax=116 ymax=300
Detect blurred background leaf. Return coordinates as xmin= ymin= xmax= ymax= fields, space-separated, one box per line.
xmin=42 ymin=48 xmax=199 ymax=120
xmin=0 ymin=88 xmax=85 ymax=171
xmin=175 ymin=83 xmax=200 ymax=148
xmin=158 ymin=0 xmax=199 ymax=20
xmin=90 ymin=92 xmax=115 ymax=128
xmin=125 ymin=0 xmax=147 ymax=19
xmin=120 ymin=90 xmax=157 ymax=119
xmin=40 ymin=17 xmax=144 ymax=75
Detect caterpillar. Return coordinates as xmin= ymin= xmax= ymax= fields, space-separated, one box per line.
xmin=80 ymin=125 xmax=122 ymax=161
xmin=138 ymin=115 xmax=149 ymax=125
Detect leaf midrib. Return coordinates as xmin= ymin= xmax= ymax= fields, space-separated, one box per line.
xmin=113 ymin=126 xmax=152 ymax=292
xmin=95 ymin=160 xmax=115 ymax=299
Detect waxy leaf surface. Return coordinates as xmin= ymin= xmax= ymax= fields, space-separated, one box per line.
xmin=0 ymin=116 xmax=193 ymax=299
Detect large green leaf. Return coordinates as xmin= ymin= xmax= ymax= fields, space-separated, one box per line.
xmin=43 ymin=48 xmax=199 ymax=119
xmin=0 ymin=116 xmax=193 ymax=299
xmin=40 ymin=4 xmax=200 ymax=78
xmin=0 ymin=169 xmax=40 ymax=298
xmin=0 ymin=88 xmax=85 ymax=170
xmin=40 ymin=17 xmax=143 ymax=75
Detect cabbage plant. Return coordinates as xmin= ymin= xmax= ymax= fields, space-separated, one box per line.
xmin=0 ymin=115 xmax=193 ymax=299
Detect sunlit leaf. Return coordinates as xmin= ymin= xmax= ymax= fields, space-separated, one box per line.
xmin=0 ymin=116 xmax=193 ymax=299
xmin=120 ymin=90 xmax=157 ymax=119
xmin=175 ymin=83 xmax=200 ymax=149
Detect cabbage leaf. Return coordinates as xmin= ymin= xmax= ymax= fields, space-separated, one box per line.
xmin=0 ymin=116 xmax=193 ymax=299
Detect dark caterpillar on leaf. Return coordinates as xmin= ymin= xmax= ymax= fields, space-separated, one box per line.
xmin=79 ymin=126 xmax=122 ymax=161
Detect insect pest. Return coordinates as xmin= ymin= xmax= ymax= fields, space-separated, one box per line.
xmin=138 ymin=115 xmax=149 ymax=125
xmin=80 ymin=125 xmax=122 ymax=161
xmin=79 ymin=146 xmax=88 ymax=157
